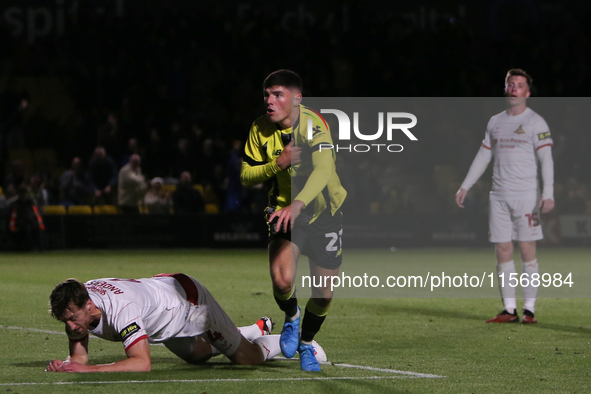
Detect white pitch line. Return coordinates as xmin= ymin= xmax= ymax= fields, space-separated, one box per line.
xmin=0 ymin=326 xmax=71 ymax=336
xmin=1 ymin=325 xmax=445 ymax=379
xmin=0 ymin=325 xmax=102 ymax=339
xmin=333 ymin=363 xmax=444 ymax=378
xmin=273 ymin=357 xmax=445 ymax=378
xmin=0 ymin=376 xmax=411 ymax=386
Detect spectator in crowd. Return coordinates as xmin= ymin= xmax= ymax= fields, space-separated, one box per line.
xmin=88 ymin=147 xmax=118 ymax=205
xmin=28 ymin=174 xmax=49 ymax=213
xmin=144 ymin=177 xmax=171 ymax=214
xmin=119 ymin=137 xmax=141 ymax=168
xmin=4 ymin=160 xmax=26 ymax=189
xmin=97 ymin=111 xmax=123 ymax=159
xmin=171 ymin=138 xmax=196 ymax=180
xmin=7 ymin=185 xmax=44 ymax=251
xmin=60 ymin=157 xmax=91 ymax=207
xmin=0 ymin=183 xmax=17 ymax=217
xmin=117 ymin=154 xmax=147 ymax=214
xmin=172 ymin=171 xmax=204 ymax=214
xmin=143 ymin=128 xmax=167 ymax=179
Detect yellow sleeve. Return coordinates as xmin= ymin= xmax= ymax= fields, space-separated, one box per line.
xmin=293 ymin=109 xmax=335 ymax=205
xmin=240 ymin=159 xmax=282 ymax=187
xmin=293 ymin=148 xmax=333 ymax=206
xmin=240 ymin=121 xmax=283 ymax=186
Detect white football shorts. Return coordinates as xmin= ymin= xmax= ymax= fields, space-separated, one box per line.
xmin=489 ymin=199 xmax=543 ymax=242
xmin=161 ymin=274 xmax=242 ymax=358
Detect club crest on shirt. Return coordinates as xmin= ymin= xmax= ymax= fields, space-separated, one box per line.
xmin=120 ymin=322 xmax=141 ymax=341
xmin=514 ymin=125 xmax=525 ymax=134
xmin=537 ymin=131 xmax=551 ymax=140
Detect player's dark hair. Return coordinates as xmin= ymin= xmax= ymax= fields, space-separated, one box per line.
xmin=263 ymin=69 xmax=302 ymax=92
xmin=49 ymin=279 xmax=89 ymax=320
xmin=505 ymin=68 xmax=533 ymax=89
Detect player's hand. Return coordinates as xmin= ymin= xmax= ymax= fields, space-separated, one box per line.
xmin=455 ymin=188 xmax=467 ymax=208
xmin=269 ymin=200 xmax=305 ymax=233
xmin=540 ymin=198 xmax=555 ymax=214
xmin=58 ymin=361 xmax=95 ymax=372
xmin=45 ymin=359 xmax=65 ymax=372
xmin=276 ymin=141 xmax=302 ymax=170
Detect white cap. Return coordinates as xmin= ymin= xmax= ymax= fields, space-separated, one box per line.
xmin=151 ymin=177 xmax=163 ymax=185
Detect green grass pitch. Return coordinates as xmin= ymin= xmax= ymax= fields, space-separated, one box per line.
xmin=0 ymin=248 xmax=589 ymax=393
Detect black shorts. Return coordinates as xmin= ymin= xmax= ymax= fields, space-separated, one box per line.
xmin=268 ymin=210 xmax=343 ymax=270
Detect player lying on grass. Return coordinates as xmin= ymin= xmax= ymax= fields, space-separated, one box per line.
xmin=46 ymin=273 xmax=280 ymax=372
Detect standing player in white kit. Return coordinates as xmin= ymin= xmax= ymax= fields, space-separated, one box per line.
xmin=455 ymin=69 xmax=555 ymax=324
xmin=46 ymin=273 xmax=280 ymax=372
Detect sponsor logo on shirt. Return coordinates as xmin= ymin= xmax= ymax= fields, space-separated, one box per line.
xmin=514 ymin=125 xmax=525 ymax=134
xmin=538 ymin=131 xmax=551 ymax=140
xmin=311 ymin=124 xmax=324 ymax=138
xmin=120 ymin=322 xmax=141 ymax=341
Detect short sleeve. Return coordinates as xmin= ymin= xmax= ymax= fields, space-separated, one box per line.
xmin=112 ymin=302 xmax=148 ymax=350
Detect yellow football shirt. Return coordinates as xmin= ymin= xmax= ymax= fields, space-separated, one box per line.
xmin=241 ymin=105 xmax=346 ymax=224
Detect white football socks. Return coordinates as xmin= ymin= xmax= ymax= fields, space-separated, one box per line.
xmin=522 ymin=259 xmax=539 ymax=313
xmin=287 ymin=307 xmax=301 ymax=322
xmin=497 ymin=259 xmax=517 ymax=314
xmin=254 ymin=335 xmax=281 ymax=361
xmin=210 ymin=322 xmax=268 ymax=358
xmin=238 ymin=323 xmax=264 ymax=341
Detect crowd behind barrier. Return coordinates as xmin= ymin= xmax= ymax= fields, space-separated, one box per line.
xmin=1 ymin=1 xmax=590 ymax=251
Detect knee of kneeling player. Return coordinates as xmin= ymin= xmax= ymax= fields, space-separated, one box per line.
xmin=230 ymin=344 xmax=264 ymax=365
xmin=183 ymin=354 xmax=212 ymax=364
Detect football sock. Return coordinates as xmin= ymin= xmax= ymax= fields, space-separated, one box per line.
xmin=301 ymin=299 xmax=329 ymax=342
xmin=253 ymin=335 xmax=281 ymax=361
xmin=497 ymin=260 xmax=517 ymax=314
xmin=238 ymin=323 xmax=264 ymax=341
xmin=274 ymin=290 xmax=298 ymax=319
xmin=522 ymin=259 xmax=539 ymax=313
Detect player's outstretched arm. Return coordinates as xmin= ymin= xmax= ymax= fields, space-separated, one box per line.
xmin=455 ymin=188 xmax=468 ymax=208
xmin=46 ymin=333 xmax=89 ymax=372
xmin=540 ymin=198 xmax=555 ymax=214
xmin=47 ymin=338 xmax=151 ymax=372
xmin=456 ymin=145 xmax=492 ymax=207
xmin=537 ymin=145 xmax=555 ymax=214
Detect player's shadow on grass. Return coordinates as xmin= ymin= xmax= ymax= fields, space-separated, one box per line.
xmin=383 ymin=305 xmax=591 ymax=336
xmin=14 ymin=358 xmax=290 ymax=371
xmin=12 ymin=360 xmax=49 ymax=368
xmin=386 ymin=304 xmax=488 ymax=322
xmin=170 ymin=359 xmax=289 ymax=371
xmin=531 ymin=323 xmax=591 ymax=336
xmin=15 ymin=357 xmax=126 ymax=368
